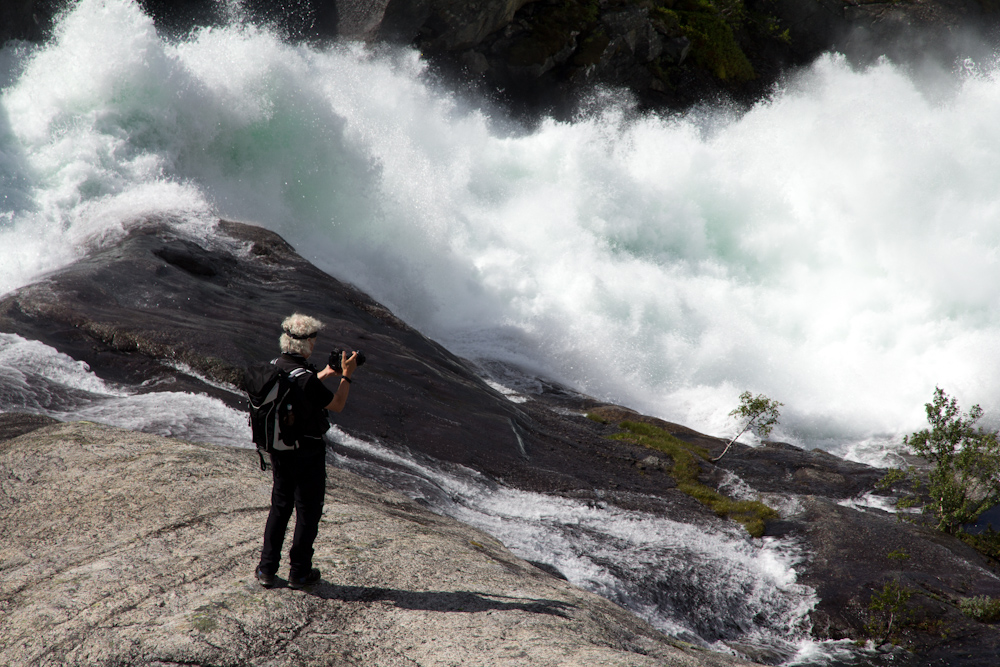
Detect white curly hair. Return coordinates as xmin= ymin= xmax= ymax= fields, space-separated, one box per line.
xmin=279 ymin=313 xmax=325 ymax=356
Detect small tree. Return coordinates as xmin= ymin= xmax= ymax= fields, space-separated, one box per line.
xmin=865 ymin=579 xmax=915 ymax=643
xmin=901 ymin=387 xmax=1000 ymax=533
xmin=712 ymin=391 xmax=783 ymax=462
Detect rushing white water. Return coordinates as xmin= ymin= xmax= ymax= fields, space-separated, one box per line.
xmin=4 ymin=1 xmax=1000 ymax=466
xmin=0 ymin=333 xmax=249 ymax=445
xmin=2 ymin=5 xmax=999 ymax=659
xmin=324 ymin=425 xmax=846 ymax=663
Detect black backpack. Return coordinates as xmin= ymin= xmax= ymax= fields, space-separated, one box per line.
xmin=243 ymin=359 xmax=310 ymax=470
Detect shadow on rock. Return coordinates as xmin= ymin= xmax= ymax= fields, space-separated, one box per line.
xmin=310 ymin=583 xmax=575 ymax=617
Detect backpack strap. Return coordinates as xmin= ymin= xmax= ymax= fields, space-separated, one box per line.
xmin=273 ymin=356 xmax=314 ymax=379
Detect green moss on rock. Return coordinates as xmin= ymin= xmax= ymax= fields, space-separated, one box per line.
xmin=573 ymin=29 xmax=611 ymax=66
xmin=610 ymin=420 xmax=777 ymax=537
xmin=959 ymin=595 xmax=1000 ymax=623
xmin=654 ymin=0 xmax=755 ymax=83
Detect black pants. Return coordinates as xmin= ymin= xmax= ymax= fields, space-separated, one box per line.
xmin=258 ymin=444 xmax=326 ymax=577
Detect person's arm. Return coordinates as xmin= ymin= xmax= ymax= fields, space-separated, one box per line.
xmin=318 ymin=351 xmax=358 ymax=412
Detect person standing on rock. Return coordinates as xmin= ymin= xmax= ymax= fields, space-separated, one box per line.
xmin=255 ymin=313 xmax=359 ymax=590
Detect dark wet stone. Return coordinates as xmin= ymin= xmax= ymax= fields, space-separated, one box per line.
xmin=0 ymin=219 xmax=706 ymax=510
xmin=797 ymin=496 xmax=1000 ymax=663
xmin=0 ymin=412 xmax=60 ymax=442
xmin=711 ymin=440 xmax=886 ymax=499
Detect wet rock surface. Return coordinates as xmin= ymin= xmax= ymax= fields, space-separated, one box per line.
xmin=0 ymin=219 xmax=662 ymax=499
xmin=795 ymin=497 xmax=1000 ymax=663
xmin=0 ymin=411 xmax=58 ymax=441
xmin=3 ymin=220 xmax=1000 ymax=664
xmin=0 ymin=419 xmax=760 ymax=667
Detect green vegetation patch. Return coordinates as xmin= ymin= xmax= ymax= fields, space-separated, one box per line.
xmin=865 ymin=579 xmax=916 ymax=643
xmin=957 ymin=528 xmax=1000 ymax=561
xmin=959 ymin=595 xmax=1000 ymax=623
xmin=652 ymin=0 xmax=755 ymax=82
xmin=190 ymin=609 xmax=218 ymax=633
xmin=502 ymin=0 xmax=784 ymax=90
xmin=609 ymin=420 xmax=777 ymax=537
xmin=887 ymin=547 xmax=911 ymax=562
xmin=878 ymin=388 xmax=1000 ymax=539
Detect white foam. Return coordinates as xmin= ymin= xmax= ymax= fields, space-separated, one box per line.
xmin=60 ymin=391 xmax=251 ymax=448
xmin=838 ymin=492 xmax=921 ymax=515
xmin=0 ymin=0 xmax=218 ymax=294
xmin=4 ymin=0 xmax=1000 ymax=468
xmin=326 ymin=426 xmax=820 ymax=658
xmin=784 ymin=638 xmax=872 ymax=666
xmin=482 ymin=378 xmax=528 ymax=403
xmin=0 ymin=333 xmax=250 ymax=448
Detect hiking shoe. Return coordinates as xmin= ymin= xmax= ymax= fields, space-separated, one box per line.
xmin=288 ymin=568 xmax=321 ymax=589
xmin=255 ymin=566 xmax=276 ymax=589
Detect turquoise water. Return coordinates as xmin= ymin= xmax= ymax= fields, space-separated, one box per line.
xmin=5 ymin=0 xmax=1000 ymax=465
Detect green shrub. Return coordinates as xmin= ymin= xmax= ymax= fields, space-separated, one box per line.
xmin=957 ymin=528 xmax=1000 ymax=561
xmin=865 ymin=580 xmax=915 ymax=643
xmin=904 ymin=388 xmax=1000 ymax=533
xmin=713 ymin=390 xmax=782 ymax=462
xmin=678 ymin=8 xmax=754 ymax=81
xmin=959 ymin=595 xmax=1000 ymax=623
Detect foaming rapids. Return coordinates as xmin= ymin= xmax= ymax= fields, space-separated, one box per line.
xmin=4 ymin=1 xmax=1000 ymax=463
xmin=324 ymin=426 xmax=862 ymax=664
xmin=8 ymin=2 xmax=1000 ymax=662
xmin=0 ymin=333 xmax=248 ymax=446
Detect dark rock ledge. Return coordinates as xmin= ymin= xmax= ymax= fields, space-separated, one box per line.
xmin=1 ymin=219 xmax=1000 ymax=664
xmin=4 ymin=0 xmax=998 ymax=118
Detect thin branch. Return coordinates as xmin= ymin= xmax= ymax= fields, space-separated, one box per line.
xmin=711 ymin=419 xmax=754 ymax=463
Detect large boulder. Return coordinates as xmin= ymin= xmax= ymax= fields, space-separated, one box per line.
xmin=0 ymin=218 xmax=665 ymax=495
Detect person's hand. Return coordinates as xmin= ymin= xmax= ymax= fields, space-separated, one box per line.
xmin=341 ymin=350 xmax=358 ymax=378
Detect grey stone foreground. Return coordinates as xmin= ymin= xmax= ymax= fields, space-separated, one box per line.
xmin=0 ymin=420 xmax=760 ymax=667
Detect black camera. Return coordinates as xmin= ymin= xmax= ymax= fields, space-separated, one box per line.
xmin=328 ymin=349 xmax=366 ymax=373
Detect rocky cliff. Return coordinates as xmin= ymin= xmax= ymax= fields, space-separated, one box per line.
xmin=3 ymin=0 xmax=996 ymax=115
xmin=0 ymin=416 xmax=759 ymax=667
